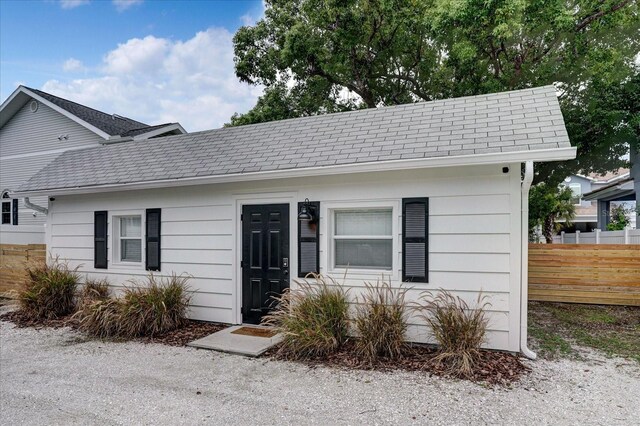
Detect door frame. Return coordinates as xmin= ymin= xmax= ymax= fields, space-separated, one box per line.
xmin=233 ymin=192 xmax=297 ymax=325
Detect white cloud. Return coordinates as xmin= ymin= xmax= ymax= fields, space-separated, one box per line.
xmin=62 ymin=58 xmax=86 ymax=72
xmin=112 ymin=0 xmax=143 ymax=12
xmin=59 ymin=0 xmax=90 ymax=9
xmin=239 ymin=0 xmax=266 ymax=26
xmin=42 ymin=28 xmax=262 ymax=132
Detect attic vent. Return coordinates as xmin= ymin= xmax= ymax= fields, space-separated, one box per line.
xmin=30 ymin=100 xmax=38 ymax=113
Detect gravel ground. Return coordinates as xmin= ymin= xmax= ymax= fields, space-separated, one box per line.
xmin=1 ymin=319 xmax=638 ymax=425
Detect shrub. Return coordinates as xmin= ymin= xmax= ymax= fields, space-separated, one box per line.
xmin=416 ymin=290 xmax=490 ymax=378
xmin=263 ymin=274 xmax=350 ymax=359
xmin=75 ymin=273 xmax=191 ymax=338
xmin=17 ymin=258 xmax=80 ymax=319
xmin=353 ymin=280 xmax=408 ymax=364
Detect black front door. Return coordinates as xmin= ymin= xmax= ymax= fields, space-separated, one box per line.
xmin=242 ymin=203 xmax=290 ymax=324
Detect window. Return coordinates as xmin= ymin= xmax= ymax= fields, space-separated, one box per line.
xmin=333 ymin=209 xmax=393 ymax=270
xmin=114 ymin=215 xmax=142 ymax=263
xmin=568 ymin=183 xmax=582 ymax=205
xmin=1 ymin=192 xmax=13 ymax=225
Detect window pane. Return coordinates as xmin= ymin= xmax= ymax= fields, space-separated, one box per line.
xmin=335 ymin=210 xmax=392 ymax=236
xmin=569 ymin=183 xmax=582 ymax=204
xmin=120 ymin=216 xmax=141 ymax=237
xmin=121 ymin=239 xmax=142 ymax=262
xmin=1 ymin=202 xmax=10 ymax=213
xmin=335 ymin=239 xmax=392 ymax=269
xmin=1 ymin=213 xmax=10 ymax=224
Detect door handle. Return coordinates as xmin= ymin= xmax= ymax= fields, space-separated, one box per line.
xmin=282 ymin=269 xmax=289 ymax=276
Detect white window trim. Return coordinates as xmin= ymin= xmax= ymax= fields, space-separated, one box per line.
xmin=1 ymin=200 xmax=12 ymax=225
xmin=568 ymin=183 xmax=582 ymax=206
xmin=324 ymin=200 xmax=400 ymax=279
xmin=109 ymin=210 xmax=145 ymax=269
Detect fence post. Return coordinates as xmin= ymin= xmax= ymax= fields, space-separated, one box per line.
xmin=595 ymin=229 xmax=601 ymax=244
xmin=561 ymin=231 xmax=565 ymax=244
xmin=575 ymin=230 xmax=580 ymax=244
xmin=624 ymin=227 xmax=630 ymax=244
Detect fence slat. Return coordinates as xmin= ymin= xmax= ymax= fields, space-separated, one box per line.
xmin=528 ymin=244 xmax=640 ymax=306
xmin=0 ymin=244 xmax=46 ymax=297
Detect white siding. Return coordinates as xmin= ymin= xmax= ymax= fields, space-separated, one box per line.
xmin=0 ymin=100 xmax=104 ymax=241
xmin=47 ymin=163 xmax=523 ymax=351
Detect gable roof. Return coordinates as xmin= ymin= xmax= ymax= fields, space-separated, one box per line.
xmin=16 ymin=85 xmax=576 ymax=196
xmin=0 ymin=86 xmax=186 ymax=140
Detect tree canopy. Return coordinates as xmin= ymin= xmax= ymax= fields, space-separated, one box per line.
xmin=231 ymin=0 xmax=640 ymax=183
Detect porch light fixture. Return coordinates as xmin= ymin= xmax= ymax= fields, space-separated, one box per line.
xmin=298 ymin=198 xmax=316 ymax=222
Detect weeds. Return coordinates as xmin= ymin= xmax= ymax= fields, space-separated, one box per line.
xmin=353 ymin=280 xmax=408 ymax=364
xmin=17 ymin=257 xmax=80 ymax=319
xmin=416 ymin=290 xmax=490 ymax=379
xmin=263 ymin=274 xmax=350 ymax=359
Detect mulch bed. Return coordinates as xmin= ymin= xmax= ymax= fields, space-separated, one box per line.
xmin=0 ymin=310 xmax=225 ymax=347
xmin=266 ymin=341 xmax=529 ymax=386
xmin=0 ymin=310 xmax=78 ymax=330
xmin=142 ymin=320 xmax=226 ymax=346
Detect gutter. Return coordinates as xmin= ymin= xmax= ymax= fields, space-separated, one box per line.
xmin=520 ymin=161 xmax=537 ymax=360
xmin=23 ymin=197 xmax=48 ymax=215
xmin=13 ymin=147 xmax=577 ymax=198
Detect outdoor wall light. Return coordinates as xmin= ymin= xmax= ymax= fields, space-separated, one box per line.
xmin=298 ymin=198 xmax=317 ymax=223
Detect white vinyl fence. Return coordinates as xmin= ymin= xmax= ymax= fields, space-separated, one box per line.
xmin=553 ymin=228 xmax=640 ymax=244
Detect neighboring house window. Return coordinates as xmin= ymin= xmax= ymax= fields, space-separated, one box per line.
xmin=332 ymin=209 xmax=393 ymax=270
xmin=1 ymin=192 xmax=16 ymax=225
xmin=114 ymin=215 xmax=143 ymax=263
xmin=568 ymin=183 xmax=582 ymax=205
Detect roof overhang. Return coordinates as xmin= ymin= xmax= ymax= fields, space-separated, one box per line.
xmin=583 ymin=178 xmax=635 ymax=201
xmin=0 ymin=86 xmax=112 ymax=139
xmin=132 ymin=123 xmax=187 ymax=140
xmin=14 ymin=146 xmax=576 ymax=197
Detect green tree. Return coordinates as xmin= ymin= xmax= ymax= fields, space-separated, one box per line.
xmin=606 ymin=204 xmax=633 ymax=230
xmin=231 ymin=0 xmax=640 ymax=183
xmin=529 ymin=183 xmax=576 ymax=243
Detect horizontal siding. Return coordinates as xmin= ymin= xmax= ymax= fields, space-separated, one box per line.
xmin=0 ymin=100 xmax=102 ymax=157
xmin=47 ymin=164 xmax=521 ymax=351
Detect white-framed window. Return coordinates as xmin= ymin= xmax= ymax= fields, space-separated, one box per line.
xmin=331 ymin=208 xmax=394 ymax=271
xmin=1 ymin=192 xmax=13 ymax=225
xmin=113 ymin=215 xmax=143 ymax=264
xmin=568 ymin=183 xmax=582 ymax=205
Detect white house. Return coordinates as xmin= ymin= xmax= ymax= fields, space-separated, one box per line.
xmin=15 ymin=86 xmax=576 ymax=357
xmin=0 ymin=86 xmax=186 ymax=245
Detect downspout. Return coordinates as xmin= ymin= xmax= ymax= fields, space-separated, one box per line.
xmin=520 ymin=161 xmax=537 ymax=359
xmin=24 ymin=197 xmax=48 ymax=215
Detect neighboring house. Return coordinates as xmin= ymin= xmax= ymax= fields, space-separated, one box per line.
xmin=0 ymin=86 xmax=186 ymax=244
xmin=14 ymin=86 xmax=576 ymax=356
xmin=560 ymin=169 xmax=633 ymax=232
xmin=582 ymin=147 xmax=639 ymax=230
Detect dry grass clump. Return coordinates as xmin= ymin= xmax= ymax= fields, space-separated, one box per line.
xmin=78 ymin=278 xmax=110 ymax=307
xmin=75 ymin=273 xmax=191 ymax=339
xmin=263 ymin=274 xmax=350 ymax=359
xmin=17 ymin=257 xmax=80 ymax=319
xmin=416 ymin=290 xmax=490 ymax=378
xmin=353 ymin=280 xmax=408 ymax=364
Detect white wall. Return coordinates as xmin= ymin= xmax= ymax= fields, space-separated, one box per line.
xmin=47 ymin=163 xmax=523 ymax=352
xmin=1 ymin=99 xmax=105 ymax=243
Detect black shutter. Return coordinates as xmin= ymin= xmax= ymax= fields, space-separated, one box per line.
xmin=298 ymin=201 xmax=320 ymax=277
xmin=94 ymin=211 xmax=108 ymax=269
xmin=146 ymin=208 xmax=161 ymax=271
xmin=402 ymin=198 xmax=429 ymax=282
xmin=12 ymin=199 xmax=18 ymax=226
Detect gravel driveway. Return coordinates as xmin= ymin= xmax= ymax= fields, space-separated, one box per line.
xmin=1 ymin=320 xmax=638 ymax=425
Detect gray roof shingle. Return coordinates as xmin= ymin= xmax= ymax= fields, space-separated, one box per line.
xmin=27 ymin=87 xmax=155 ymax=137
xmin=19 ymin=86 xmax=572 ymax=193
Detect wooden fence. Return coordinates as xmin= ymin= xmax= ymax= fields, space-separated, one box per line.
xmin=529 ymin=244 xmax=640 ymax=306
xmin=0 ymin=244 xmax=46 ymax=297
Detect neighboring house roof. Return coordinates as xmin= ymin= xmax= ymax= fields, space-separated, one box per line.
xmin=576 ymin=169 xmax=630 ymax=183
xmin=16 ymin=85 xmax=576 ymax=196
xmin=0 ymin=86 xmax=186 ymax=140
xmin=583 ymin=176 xmax=635 ymax=201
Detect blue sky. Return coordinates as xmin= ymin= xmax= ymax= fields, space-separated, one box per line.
xmin=0 ymin=0 xmax=265 ymax=130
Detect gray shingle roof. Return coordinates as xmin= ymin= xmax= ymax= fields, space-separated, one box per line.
xmin=27 ymin=87 xmax=151 ymax=136
xmin=19 ymin=86 xmax=571 ymax=193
